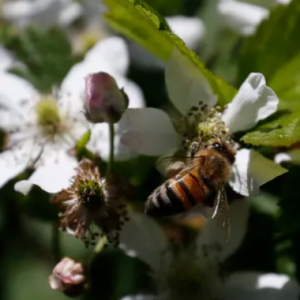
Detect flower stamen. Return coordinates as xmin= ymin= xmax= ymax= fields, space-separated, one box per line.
xmin=51 ymin=159 xmax=132 ymax=247
xmin=174 ymin=102 xmax=233 ymax=153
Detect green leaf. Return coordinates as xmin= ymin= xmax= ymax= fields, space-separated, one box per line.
xmin=237 ymin=0 xmax=300 ymax=147
xmin=0 ymin=26 xmax=81 ymax=93
xmin=238 ymin=0 xmax=300 ymax=84
xmin=76 ymin=130 xmax=91 ymax=152
xmin=250 ymin=192 xmax=280 ymax=217
xmin=103 ymin=0 xmax=236 ymax=105
xmin=75 ymin=130 xmax=94 ymax=161
xmin=270 ymin=51 xmax=300 ymax=111
xmin=242 ymin=112 xmax=300 ymax=147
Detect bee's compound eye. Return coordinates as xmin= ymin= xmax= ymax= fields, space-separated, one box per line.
xmin=190 ymin=142 xmax=199 ymax=156
xmin=213 ymin=142 xmax=223 ymax=150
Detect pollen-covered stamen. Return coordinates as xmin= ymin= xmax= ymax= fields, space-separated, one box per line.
xmin=174 ymin=101 xmax=209 ymax=152
xmin=196 ymin=106 xmax=230 ymax=142
xmin=34 ymin=96 xmax=73 ymax=140
xmin=51 ymin=159 xmax=131 ymax=247
xmin=35 ymin=97 xmax=60 ymax=127
xmin=174 ymin=102 xmax=234 ymax=153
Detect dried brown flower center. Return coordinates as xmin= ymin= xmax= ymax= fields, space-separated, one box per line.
xmin=82 ymin=194 xmax=103 ymax=211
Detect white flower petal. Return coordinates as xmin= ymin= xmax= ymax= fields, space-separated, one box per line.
xmin=88 ymin=122 xmax=138 ymax=161
xmin=14 ymin=151 xmax=78 ymax=195
xmin=223 ymin=272 xmax=299 ymax=300
xmin=230 ymin=149 xmax=287 ymax=196
xmin=2 ymin=0 xmax=69 ymax=29
xmin=277 ymin=0 xmax=292 ymax=4
xmin=194 ymin=199 xmax=248 ymax=262
xmin=61 ymin=59 xmax=111 ymax=99
xmin=275 ymin=149 xmax=300 ymax=166
xmin=2 ymin=0 xmax=37 ymax=27
xmin=120 ymin=108 xmax=180 ymax=156
xmin=222 ymin=73 xmax=279 ymax=132
xmin=128 ymin=42 xmax=165 ymax=70
xmin=0 ymin=73 xmax=39 ymax=130
xmin=84 ymin=37 xmax=129 ymax=75
xmin=117 ymin=77 xmax=146 ymax=109
xmin=221 ymin=199 xmax=249 ymax=260
xmin=193 ymin=216 xmax=227 ymax=287
xmin=0 ymin=138 xmax=37 ymax=188
xmin=120 ymin=295 xmax=158 ymax=300
xmin=165 ymin=48 xmax=217 ymax=115
xmin=61 ymin=37 xmax=132 ymax=110
xmin=217 ymin=0 xmax=269 ymax=35
xmin=167 ymin=16 xmax=205 ymax=50
xmin=58 ymin=0 xmax=82 ymax=27
xmin=119 ymin=212 xmax=168 ymax=270
xmin=0 ymin=46 xmax=14 ymax=71
xmin=0 ymin=72 xmax=39 ymax=109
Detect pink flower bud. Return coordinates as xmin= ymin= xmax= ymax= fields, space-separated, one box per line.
xmin=49 ymin=257 xmax=85 ymax=297
xmin=84 ymin=72 xmax=129 ymax=124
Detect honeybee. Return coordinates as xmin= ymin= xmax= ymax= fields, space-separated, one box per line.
xmin=145 ymin=135 xmax=236 ymax=239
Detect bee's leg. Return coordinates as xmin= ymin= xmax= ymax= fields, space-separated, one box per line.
xmin=199 ymin=155 xmax=221 ymax=207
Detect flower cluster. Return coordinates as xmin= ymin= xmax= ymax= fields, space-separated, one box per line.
xmin=0 ymin=1 xmax=298 ymax=300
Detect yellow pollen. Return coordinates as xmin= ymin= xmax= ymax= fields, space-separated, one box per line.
xmin=35 ymin=97 xmax=60 ymax=127
xmin=75 ymin=30 xmax=99 ymax=55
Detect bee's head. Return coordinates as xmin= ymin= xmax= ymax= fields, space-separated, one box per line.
xmin=207 ymin=134 xmax=236 ymax=164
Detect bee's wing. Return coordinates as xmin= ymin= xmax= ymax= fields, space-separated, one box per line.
xmin=211 ymin=184 xmax=231 ymax=242
xmin=156 ymin=155 xmax=203 ymax=178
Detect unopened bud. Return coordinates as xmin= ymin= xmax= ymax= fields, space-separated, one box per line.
xmin=84 ymin=72 xmax=129 ymax=124
xmin=49 ymin=257 xmax=85 ymax=297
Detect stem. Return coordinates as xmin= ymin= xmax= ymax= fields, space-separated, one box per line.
xmin=52 ymin=223 xmax=61 ymax=262
xmin=87 ymin=236 xmax=108 ymax=267
xmin=107 ymin=122 xmax=115 ymax=174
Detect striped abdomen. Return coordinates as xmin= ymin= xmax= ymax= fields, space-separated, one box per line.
xmin=145 ymin=169 xmax=214 ymax=217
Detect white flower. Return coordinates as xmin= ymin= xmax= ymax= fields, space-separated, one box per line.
xmin=0 ymin=36 xmax=144 ymax=195
xmin=120 ymin=272 xmax=299 ymax=300
xmin=2 ymin=0 xmax=82 ymax=29
xmin=277 ymin=0 xmax=292 ymax=4
xmin=217 ymin=0 xmax=269 ymax=35
xmin=70 ymin=0 xmax=110 ymax=55
xmin=275 ymin=149 xmax=300 ymax=166
xmin=217 ymin=0 xmax=292 ymax=36
xmin=119 ymin=199 xmax=299 ymax=300
xmin=0 ymin=46 xmax=14 ymax=71
xmin=129 ymin=16 xmax=205 ymax=70
xmin=120 ymin=199 xmax=251 ymax=275
xmin=120 ymin=49 xmax=287 ymax=196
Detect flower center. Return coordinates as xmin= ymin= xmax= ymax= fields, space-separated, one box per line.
xmin=35 ymin=97 xmax=61 ymax=128
xmin=52 ymin=159 xmax=132 ymax=247
xmin=174 ymin=102 xmax=232 ymax=153
xmin=78 ymin=179 xmax=104 ymax=211
xmin=75 ymin=29 xmax=100 ymax=55
xmin=81 ymin=31 xmax=98 ymax=51
xmin=196 ymin=107 xmax=229 ymax=141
